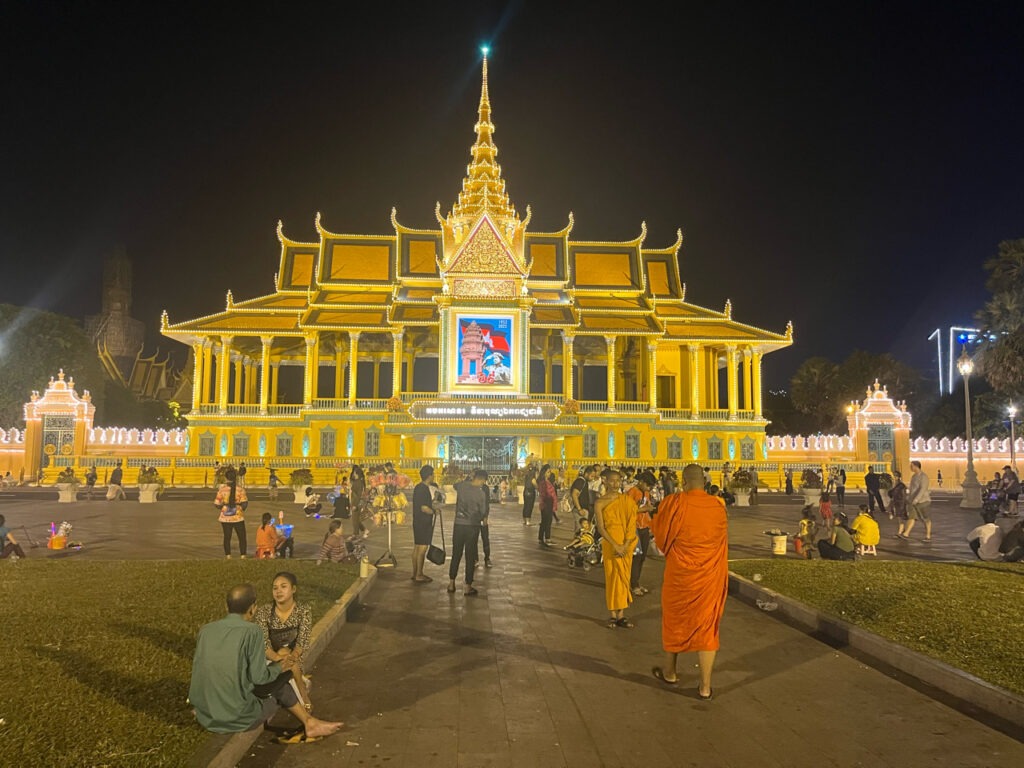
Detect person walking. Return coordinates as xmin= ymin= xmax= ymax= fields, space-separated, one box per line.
xmin=85 ymin=465 xmax=98 ymax=500
xmin=864 ymin=467 xmax=885 ymax=514
xmin=349 ymin=465 xmax=367 ymax=539
xmin=901 ymin=460 xmax=932 ymax=541
xmin=447 ymin=470 xmax=488 ymax=596
xmin=106 ymin=461 xmax=126 ymax=500
xmin=650 ymin=464 xmax=728 ymax=699
xmin=268 ymin=468 xmax=280 ymax=501
xmin=749 ymin=467 xmax=759 ymax=505
xmin=215 ymin=467 xmax=249 ymax=558
xmin=537 ymin=464 xmax=557 ymax=547
xmin=521 ymin=467 xmax=536 ymax=526
xmin=595 ymin=467 xmax=638 ymax=628
xmin=888 ymin=470 xmax=909 ymax=534
xmin=628 ymin=471 xmax=656 ymax=596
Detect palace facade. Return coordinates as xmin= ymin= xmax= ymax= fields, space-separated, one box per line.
xmin=160 ymin=56 xmax=792 ymax=475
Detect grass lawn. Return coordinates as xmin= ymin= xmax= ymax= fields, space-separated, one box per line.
xmin=730 ymin=559 xmax=1024 ymax=695
xmin=0 ymin=559 xmax=358 ymax=768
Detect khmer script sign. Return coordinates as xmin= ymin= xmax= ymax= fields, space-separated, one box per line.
xmin=409 ymin=401 xmax=560 ymax=422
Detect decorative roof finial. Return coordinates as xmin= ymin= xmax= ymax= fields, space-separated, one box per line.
xmin=226 ymin=290 xmax=234 ymax=308
xmin=724 ymin=299 xmax=732 ymax=319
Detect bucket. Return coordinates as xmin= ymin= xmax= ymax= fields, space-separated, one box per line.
xmin=275 ymin=524 xmax=294 ymax=538
xmin=48 ymin=535 xmax=67 ymax=550
xmin=770 ymin=535 xmax=788 ymax=555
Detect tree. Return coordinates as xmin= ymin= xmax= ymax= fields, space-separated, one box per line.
xmin=976 ymin=238 xmax=1024 ymax=398
xmin=789 ymin=357 xmax=840 ymax=430
xmin=0 ymin=304 xmax=107 ymax=426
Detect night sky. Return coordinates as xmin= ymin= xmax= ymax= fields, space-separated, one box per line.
xmin=3 ymin=2 xmax=1022 ymax=389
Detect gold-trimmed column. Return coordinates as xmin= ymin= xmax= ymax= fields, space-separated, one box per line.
xmin=201 ymin=339 xmax=213 ymax=405
xmin=688 ymin=344 xmax=701 ymax=418
xmin=217 ymin=336 xmax=232 ymax=414
xmin=348 ymin=331 xmax=360 ymax=407
xmin=726 ymin=344 xmax=738 ymax=419
xmin=647 ymin=341 xmax=658 ymax=412
xmin=334 ymin=337 xmax=345 ymax=399
xmin=561 ymin=333 xmax=575 ymax=398
xmin=270 ymin=362 xmax=280 ymax=406
xmin=391 ymin=330 xmax=404 ymax=396
xmin=233 ymin=357 xmax=243 ymax=404
xmin=406 ymin=336 xmax=417 ymax=393
xmin=605 ymin=336 xmax=617 ymax=412
xmin=742 ymin=347 xmax=753 ymax=411
xmin=191 ymin=340 xmax=204 ymax=411
xmin=303 ymin=335 xmax=316 ymax=405
xmin=752 ymin=348 xmax=763 ymax=418
xmin=259 ymin=336 xmax=273 ymax=415
xmin=311 ymin=334 xmax=321 ymax=400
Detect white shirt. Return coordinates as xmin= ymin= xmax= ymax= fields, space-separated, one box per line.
xmin=966 ymin=523 xmax=1003 ymax=561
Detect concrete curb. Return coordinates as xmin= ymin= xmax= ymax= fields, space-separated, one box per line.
xmin=189 ymin=566 xmax=379 ymax=768
xmin=729 ymin=572 xmax=1024 ymax=730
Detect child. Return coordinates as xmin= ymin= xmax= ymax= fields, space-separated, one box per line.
xmin=303 ymin=487 xmax=322 ymax=517
xmin=819 ymin=491 xmax=833 ymax=527
xmin=796 ymin=505 xmax=818 ymax=558
xmin=268 ymin=468 xmax=280 ymax=501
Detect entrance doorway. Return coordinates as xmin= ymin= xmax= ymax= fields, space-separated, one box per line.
xmin=447 ymin=436 xmax=516 ymax=473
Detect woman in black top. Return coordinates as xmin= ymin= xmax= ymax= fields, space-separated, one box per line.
xmin=522 ymin=467 xmax=536 ymax=526
xmin=349 ymin=465 xmax=367 ymax=538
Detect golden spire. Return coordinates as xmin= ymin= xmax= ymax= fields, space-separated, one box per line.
xmin=447 ymin=51 xmax=519 ymax=228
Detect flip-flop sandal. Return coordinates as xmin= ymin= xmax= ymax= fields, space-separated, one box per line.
xmin=615 ymin=617 xmax=635 ymax=628
xmin=652 ymin=667 xmax=678 ymax=685
xmin=698 ymin=688 xmax=714 ymax=701
xmin=272 ymin=732 xmax=323 ymax=745
xmin=606 ymin=618 xmax=619 ymax=629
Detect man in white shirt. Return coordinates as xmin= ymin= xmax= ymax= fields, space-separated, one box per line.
xmin=966 ymin=510 xmax=1004 ymax=561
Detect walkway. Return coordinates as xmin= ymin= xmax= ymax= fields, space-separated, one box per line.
xmin=232 ymin=496 xmax=1024 ymax=768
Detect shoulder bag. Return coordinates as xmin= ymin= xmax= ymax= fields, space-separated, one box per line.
xmin=426 ymin=511 xmax=447 ymax=566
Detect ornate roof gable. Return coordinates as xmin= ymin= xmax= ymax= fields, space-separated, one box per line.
xmin=446 ymin=214 xmax=524 ymax=275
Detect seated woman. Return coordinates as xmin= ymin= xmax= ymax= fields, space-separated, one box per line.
xmin=0 ymin=514 xmax=27 ymax=559
xmin=317 ymin=520 xmax=347 ymax=564
xmin=255 ymin=512 xmax=294 ymax=559
xmin=253 ymin=572 xmax=313 ymax=713
xmin=817 ymin=512 xmax=856 ymax=560
xmin=850 ymin=505 xmax=880 ymax=551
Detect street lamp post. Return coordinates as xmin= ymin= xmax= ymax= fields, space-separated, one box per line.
xmin=958 ymin=351 xmax=982 ymax=508
xmin=1009 ymin=404 xmax=1017 ymax=473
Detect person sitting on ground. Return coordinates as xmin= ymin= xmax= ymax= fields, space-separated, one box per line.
xmin=253 ymin=572 xmax=313 ymax=712
xmin=188 ymin=583 xmax=342 ymax=740
xmin=256 ymin=512 xmax=294 ymax=559
xmin=316 ymin=520 xmax=347 ymax=564
xmin=850 ymin=504 xmax=880 ymax=550
xmin=966 ymin=509 xmax=1004 ymax=561
xmin=796 ymin=506 xmax=817 ymax=559
xmin=303 ymin=487 xmax=322 ymax=518
xmin=0 ymin=514 xmax=27 ymax=559
xmin=999 ymin=519 xmax=1024 ymax=562
xmin=818 ymin=511 xmax=856 ymax=561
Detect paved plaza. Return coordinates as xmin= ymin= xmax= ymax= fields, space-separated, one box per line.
xmin=3 ymin=487 xmax=1022 ymax=767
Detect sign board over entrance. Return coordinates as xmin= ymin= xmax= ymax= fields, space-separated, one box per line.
xmin=409 ymin=401 xmax=560 ymax=422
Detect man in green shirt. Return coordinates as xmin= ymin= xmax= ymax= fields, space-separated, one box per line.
xmin=189 ymin=584 xmax=342 ymax=740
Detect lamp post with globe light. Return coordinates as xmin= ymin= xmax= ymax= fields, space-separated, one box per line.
xmin=1009 ymin=404 xmax=1017 ymax=473
xmin=958 ymin=351 xmax=982 ymax=508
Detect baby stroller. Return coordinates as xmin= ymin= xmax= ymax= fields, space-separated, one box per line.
xmin=564 ymin=519 xmax=602 ymax=571
xmin=983 ymin=483 xmax=1007 ymax=516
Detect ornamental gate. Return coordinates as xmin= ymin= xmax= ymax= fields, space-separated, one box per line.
xmin=867 ymin=425 xmax=894 ymax=463
xmin=41 ymin=414 xmax=75 ymax=466
xmin=447 ymin=436 xmax=516 ymax=473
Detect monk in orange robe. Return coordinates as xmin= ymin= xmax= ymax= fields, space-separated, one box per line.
xmin=594 ymin=468 xmax=638 ymax=628
xmin=650 ymin=463 xmax=728 ymax=699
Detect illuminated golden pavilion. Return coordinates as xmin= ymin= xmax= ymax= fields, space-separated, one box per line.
xmin=161 ymin=55 xmax=792 ymax=476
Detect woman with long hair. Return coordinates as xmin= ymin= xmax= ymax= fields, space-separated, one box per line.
xmin=522 ymin=467 xmax=536 ymax=526
xmin=214 ymin=467 xmax=248 ymax=558
xmin=537 ymin=463 xmax=557 ymax=547
xmin=253 ymin=572 xmax=313 ymax=711
xmin=349 ymin=465 xmax=367 ymax=538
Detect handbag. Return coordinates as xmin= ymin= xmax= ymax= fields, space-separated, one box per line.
xmin=426 ymin=512 xmax=447 ymax=566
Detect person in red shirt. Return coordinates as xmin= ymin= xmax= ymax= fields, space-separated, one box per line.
xmin=628 ymin=471 xmax=657 ymax=596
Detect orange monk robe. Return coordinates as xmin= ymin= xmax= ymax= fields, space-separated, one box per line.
xmin=600 ymin=494 xmax=638 ymax=611
xmin=651 ymin=490 xmax=729 ymax=652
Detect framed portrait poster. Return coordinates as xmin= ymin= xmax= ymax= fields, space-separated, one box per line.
xmin=453 ymin=314 xmax=515 ymax=388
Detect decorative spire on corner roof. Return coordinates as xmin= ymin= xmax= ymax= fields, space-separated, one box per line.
xmin=447 ymin=50 xmax=520 ymax=231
